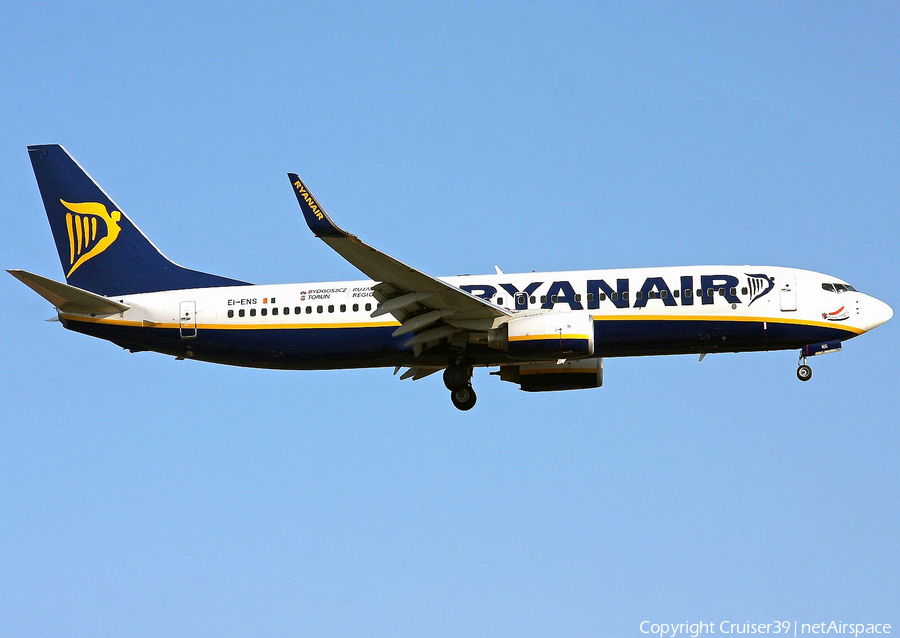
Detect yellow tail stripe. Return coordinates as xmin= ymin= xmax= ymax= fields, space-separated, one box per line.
xmin=91 ymin=216 xmax=97 ymax=241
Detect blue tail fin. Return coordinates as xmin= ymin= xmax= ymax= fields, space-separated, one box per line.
xmin=28 ymin=144 xmax=248 ymax=296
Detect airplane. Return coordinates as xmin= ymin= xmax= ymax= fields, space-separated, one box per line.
xmin=10 ymin=144 xmax=893 ymax=411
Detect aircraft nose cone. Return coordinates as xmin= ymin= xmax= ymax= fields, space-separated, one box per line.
xmin=867 ymin=298 xmax=893 ymax=331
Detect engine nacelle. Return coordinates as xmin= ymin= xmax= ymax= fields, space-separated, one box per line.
xmin=488 ymin=312 xmax=594 ymax=361
xmin=498 ymin=358 xmax=604 ymax=392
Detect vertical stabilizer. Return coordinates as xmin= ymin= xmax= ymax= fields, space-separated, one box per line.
xmin=28 ymin=144 xmax=247 ymax=296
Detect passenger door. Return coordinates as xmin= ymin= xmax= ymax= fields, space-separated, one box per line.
xmin=779 ymin=276 xmax=797 ymax=312
xmin=179 ymin=301 xmax=197 ymax=338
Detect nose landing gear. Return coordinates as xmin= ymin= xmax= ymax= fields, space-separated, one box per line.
xmin=796 ymin=352 xmax=813 ymax=381
xmin=796 ymin=340 xmax=842 ymax=381
xmin=444 ymin=363 xmax=476 ymax=410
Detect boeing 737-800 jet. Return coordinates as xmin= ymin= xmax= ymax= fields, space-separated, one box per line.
xmin=10 ymin=145 xmax=893 ymax=410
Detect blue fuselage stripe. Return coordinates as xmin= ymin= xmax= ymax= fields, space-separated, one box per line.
xmin=62 ymin=316 xmax=860 ymax=370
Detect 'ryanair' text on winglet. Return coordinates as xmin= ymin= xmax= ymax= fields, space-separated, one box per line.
xmin=288 ymin=173 xmax=347 ymax=239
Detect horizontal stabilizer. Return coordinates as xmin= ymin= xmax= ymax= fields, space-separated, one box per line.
xmin=8 ymin=269 xmax=129 ymax=315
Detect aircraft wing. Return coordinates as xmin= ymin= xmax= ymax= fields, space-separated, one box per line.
xmin=288 ymin=174 xmax=511 ymax=346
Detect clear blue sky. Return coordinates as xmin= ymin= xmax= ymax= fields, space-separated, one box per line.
xmin=1 ymin=2 xmax=898 ymax=636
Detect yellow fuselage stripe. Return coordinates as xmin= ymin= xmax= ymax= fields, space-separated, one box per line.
xmin=60 ymin=313 xmax=864 ymax=336
xmin=509 ymin=334 xmax=590 ymax=342
xmin=60 ymin=314 xmax=400 ymax=330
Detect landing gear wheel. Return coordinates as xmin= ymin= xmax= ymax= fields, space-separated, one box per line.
xmin=443 ymin=365 xmax=469 ymax=391
xmin=797 ymin=364 xmax=812 ymax=382
xmin=450 ymin=386 xmax=477 ymax=411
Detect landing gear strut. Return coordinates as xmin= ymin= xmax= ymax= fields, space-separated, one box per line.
xmin=444 ymin=363 xmax=476 ymax=410
xmin=443 ymin=365 xmax=469 ymax=391
xmin=797 ymin=355 xmax=813 ymax=382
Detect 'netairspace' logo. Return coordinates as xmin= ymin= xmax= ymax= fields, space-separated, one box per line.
xmin=640 ymin=620 xmax=891 ymax=637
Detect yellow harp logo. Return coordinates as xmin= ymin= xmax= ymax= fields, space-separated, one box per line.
xmin=61 ymin=200 xmax=122 ymax=277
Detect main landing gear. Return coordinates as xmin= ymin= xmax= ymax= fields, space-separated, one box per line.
xmin=797 ymin=355 xmax=813 ymax=382
xmin=444 ymin=363 xmax=476 ymax=411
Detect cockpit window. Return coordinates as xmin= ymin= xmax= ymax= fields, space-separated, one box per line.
xmin=823 ymin=282 xmax=858 ymax=293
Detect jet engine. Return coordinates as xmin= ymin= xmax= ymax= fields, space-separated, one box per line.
xmin=487 ymin=312 xmax=594 ymax=361
xmin=497 ymin=358 xmax=604 ymax=392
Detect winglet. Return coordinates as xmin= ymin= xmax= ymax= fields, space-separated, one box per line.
xmin=287 ymin=173 xmax=348 ymax=238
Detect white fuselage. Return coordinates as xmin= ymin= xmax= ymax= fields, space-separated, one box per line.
xmin=59 ymin=265 xmax=891 ymax=371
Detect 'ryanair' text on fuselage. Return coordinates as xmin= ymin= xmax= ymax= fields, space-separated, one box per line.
xmin=459 ymin=273 xmax=776 ymax=310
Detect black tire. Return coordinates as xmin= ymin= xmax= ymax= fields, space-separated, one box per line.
xmin=450 ymin=386 xmax=477 ymax=411
xmin=797 ymin=364 xmax=812 ymax=382
xmin=443 ymin=365 xmax=468 ymax=391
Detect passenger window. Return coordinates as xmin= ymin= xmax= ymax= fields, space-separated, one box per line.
xmin=294 ymin=306 xmax=301 ymax=314
xmin=284 ymin=307 xmax=289 ymax=315
xmin=622 ymin=292 xmax=629 ymax=301
xmin=305 ymin=306 xmax=312 ymax=314
xmin=272 ymin=307 xmax=278 ymax=316
xmin=353 ymin=303 xmax=359 ymax=312
xmin=718 ymin=288 xmax=725 ymax=296
xmin=239 ymin=309 xmax=245 ymax=317
xmin=660 ymin=290 xmax=667 ymax=299
xmin=600 ymin=293 xmax=607 ymax=301
xmin=729 ymin=287 xmax=736 ymax=296
xmin=635 ymin=291 xmax=643 ymax=300
xmin=673 ymin=289 xmax=680 ymax=298
xmin=529 ymin=296 xmax=536 ymax=304
xmin=317 ymin=306 xmax=323 ymax=313
xmin=610 ymin=292 xmax=618 ymax=301
xmin=587 ymin=293 xmax=594 ymax=302
xmin=697 ymin=289 xmax=703 ymax=297
xmin=541 ymin=296 xmax=546 ymax=303
xmin=575 ymin=294 xmax=582 ymax=302
xmin=340 ymin=304 xmax=346 ymax=312
xmin=328 ymin=305 xmax=334 ymax=313
xmin=250 ymin=308 xmax=257 ymax=317
xmin=684 ymin=289 xmax=692 ymax=298
xmin=741 ymin=287 xmax=748 ymax=295
xmin=497 ymin=297 xmax=503 ymax=305
xmin=261 ymin=308 xmax=267 ymax=316
xmin=365 ymin=303 xmax=372 ymax=311
xmin=705 ymin=288 xmax=713 ymax=298
xmin=227 ymin=309 xmax=234 ymax=318
xmin=551 ymin=295 xmax=558 ymax=303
